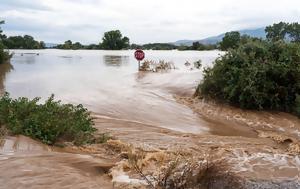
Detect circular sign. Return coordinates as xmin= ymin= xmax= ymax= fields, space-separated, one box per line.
xmin=134 ymin=49 xmax=145 ymax=61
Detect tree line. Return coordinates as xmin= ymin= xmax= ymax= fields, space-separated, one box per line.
xmin=56 ymin=31 xmax=216 ymax=51
xmin=219 ymin=22 xmax=300 ymax=50
xmin=0 ymin=22 xmax=45 ymax=50
xmin=139 ymin=22 xmax=300 ymax=51
xmin=1 ymin=19 xmax=300 ymax=53
xmin=56 ymin=30 xmax=130 ymax=50
xmin=1 ymin=35 xmax=45 ymax=49
xmin=130 ymin=42 xmax=217 ymax=51
xmin=0 ymin=24 xmax=130 ymax=51
xmin=0 ymin=20 xmax=218 ymax=51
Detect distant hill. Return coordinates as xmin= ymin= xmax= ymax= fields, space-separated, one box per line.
xmin=172 ymin=27 xmax=266 ymax=46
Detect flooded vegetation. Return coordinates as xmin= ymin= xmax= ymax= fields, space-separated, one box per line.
xmin=139 ymin=60 xmax=176 ymax=72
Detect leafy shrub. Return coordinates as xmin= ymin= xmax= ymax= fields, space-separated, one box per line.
xmin=0 ymin=93 xmax=96 ymax=145
xmin=197 ymin=40 xmax=300 ymax=116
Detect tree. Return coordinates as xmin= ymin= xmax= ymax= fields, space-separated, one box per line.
xmin=130 ymin=43 xmax=142 ymax=49
xmin=265 ymin=22 xmax=288 ymax=42
xmin=56 ymin=41 xmax=84 ymax=50
xmin=141 ymin=43 xmax=176 ymax=50
xmin=122 ymin=36 xmax=130 ymax=49
xmin=72 ymin=42 xmax=83 ymax=50
xmin=2 ymin=34 xmax=44 ymax=49
xmin=23 ymin=35 xmax=37 ymax=49
xmin=0 ymin=20 xmax=4 ymax=35
xmin=265 ymin=22 xmax=300 ymax=43
xmin=192 ymin=42 xmax=200 ymax=50
xmin=100 ymin=30 xmax=130 ymax=50
xmin=0 ymin=20 xmax=6 ymax=42
xmin=63 ymin=40 xmax=72 ymax=49
xmin=191 ymin=42 xmax=208 ymax=50
xmin=0 ymin=20 xmax=11 ymax=63
xmin=39 ymin=41 xmax=46 ymax=49
xmin=219 ymin=31 xmax=241 ymax=50
xmin=287 ymin=22 xmax=300 ymax=42
xmin=85 ymin=44 xmax=99 ymax=50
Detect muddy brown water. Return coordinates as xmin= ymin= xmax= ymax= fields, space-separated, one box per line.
xmin=2 ymin=49 xmax=228 ymax=135
xmin=0 ymin=136 xmax=114 ymax=189
xmin=0 ymin=49 xmax=300 ymax=188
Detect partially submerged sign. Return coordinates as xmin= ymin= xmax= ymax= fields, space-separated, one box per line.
xmin=134 ymin=49 xmax=145 ymax=70
xmin=134 ymin=49 xmax=145 ymax=61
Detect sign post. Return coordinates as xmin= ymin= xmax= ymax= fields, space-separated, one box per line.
xmin=134 ymin=49 xmax=145 ymax=70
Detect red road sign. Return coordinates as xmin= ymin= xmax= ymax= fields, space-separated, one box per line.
xmin=134 ymin=49 xmax=145 ymax=61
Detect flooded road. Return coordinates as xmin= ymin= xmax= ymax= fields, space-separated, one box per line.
xmin=1 ymin=49 xmax=300 ymax=188
xmin=2 ymin=49 xmax=224 ymax=134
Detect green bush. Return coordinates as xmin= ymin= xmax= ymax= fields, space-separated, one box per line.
xmin=197 ymin=40 xmax=300 ymax=116
xmin=0 ymin=93 xmax=96 ymax=145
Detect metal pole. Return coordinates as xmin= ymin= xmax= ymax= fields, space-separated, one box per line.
xmin=138 ymin=61 xmax=140 ymax=71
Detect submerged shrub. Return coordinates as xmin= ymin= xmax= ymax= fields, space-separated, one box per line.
xmin=125 ymin=148 xmax=242 ymax=189
xmin=197 ymin=40 xmax=300 ymax=116
xmin=193 ymin=60 xmax=202 ymax=69
xmin=0 ymin=93 xmax=96 ymax=145
xmin=157 ymin=158 xmax=242 ymax=189
xmin=140 ymin=60 xmax=175 ymax=72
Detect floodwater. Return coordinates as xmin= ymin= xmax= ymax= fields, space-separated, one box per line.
xmin=1 ymin=49 xmax=300 ymax=188
xmin=0 ymin=136 xmax=114 ymax=189
xmin=2 ymin=49 xmax=232 ymax=135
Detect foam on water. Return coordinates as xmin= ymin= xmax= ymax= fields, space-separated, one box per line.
xmin=230 ymin=149 xmax=300 ymax=180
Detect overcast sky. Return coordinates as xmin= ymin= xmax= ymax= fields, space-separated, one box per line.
xmin=1 ymin=0 xmax=300 ymax=44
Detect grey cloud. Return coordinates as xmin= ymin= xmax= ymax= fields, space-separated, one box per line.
xmin=1 ymin=0 xmax=300 ymax=44
xmin=0 ymin=0 xmax=51 ymax=11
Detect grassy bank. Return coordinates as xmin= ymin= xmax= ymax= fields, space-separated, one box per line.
xmin=0 ymin=93 xmax=98 ymax=145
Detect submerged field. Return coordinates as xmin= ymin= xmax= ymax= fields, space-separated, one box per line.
xmin=0 ymin=49 xmax=300 ymax=189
